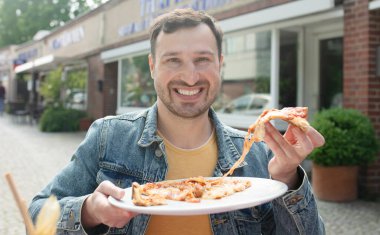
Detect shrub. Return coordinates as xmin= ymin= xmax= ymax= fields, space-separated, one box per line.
xmin=39 ymin=106 xmax=87 ymax=132
xmin=308 ymin=108 xmax=379 ymax=166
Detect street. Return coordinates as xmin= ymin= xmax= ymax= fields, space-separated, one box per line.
xmin=0 ymin=114 xmax=379 ymax=234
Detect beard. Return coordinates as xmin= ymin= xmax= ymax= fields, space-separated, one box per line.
xmin=155 ymin=79 xmax=220 ymax=119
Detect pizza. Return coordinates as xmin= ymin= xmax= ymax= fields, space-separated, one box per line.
xmin=131 ymin=107 xmax=309 ymax=207
xmin=223 ymin=107 xmax=310 ymax=177
xmin=132 ymin=176 xmax=251 ymax=206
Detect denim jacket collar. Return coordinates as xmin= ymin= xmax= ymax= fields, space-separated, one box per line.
xmin=137 ymin=103 xmax=245 ymax=176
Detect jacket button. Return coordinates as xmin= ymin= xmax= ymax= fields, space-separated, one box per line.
xmin=155 ymin=149 xmax=163 ymax=157
xmin=288 ymin=195 xmax=304 ymax=205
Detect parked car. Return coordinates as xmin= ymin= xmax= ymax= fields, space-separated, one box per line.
xmin=66 ymin=89 xmax=86 ymax=110
xmin=217 ymin=93 xmax=271 ymax=115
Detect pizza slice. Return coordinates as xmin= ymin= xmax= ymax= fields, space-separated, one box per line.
xmin=223 ymin=107 xmax=310 ymax=177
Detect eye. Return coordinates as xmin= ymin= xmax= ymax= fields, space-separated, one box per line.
xmin=167 ymin=58 xmax=181 ymax=63
xmin=195 ymin=57 xmax=210 ymax=63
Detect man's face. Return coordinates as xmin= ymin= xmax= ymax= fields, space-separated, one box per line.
xmin=149 ymin=23 xmax=223 ymax=119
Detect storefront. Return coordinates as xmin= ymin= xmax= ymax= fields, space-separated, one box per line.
xmin=100 ymin=0 xmax=341 ymax=129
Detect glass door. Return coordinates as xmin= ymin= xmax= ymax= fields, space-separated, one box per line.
xmin=279 ymin=30 xmax=299 ymax=108
xmin=319 ymin=37 xmax=343 ymax=109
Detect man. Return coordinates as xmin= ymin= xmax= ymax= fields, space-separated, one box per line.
xmin=29 ymin=9 xmax=325 ymax=234
xmin=0 ymin=81 xmax=5 ymax=115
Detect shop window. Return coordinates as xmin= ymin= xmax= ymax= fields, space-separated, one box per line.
xmin=225 ymin=35 xmax=245 ymax=54
xmin=120 ymin=54 xmax=156 ymax=108
xmin=65 ymin=68 xmax=87 ymax=111
xmin=214 ymin=30 xmax=271 ymax=113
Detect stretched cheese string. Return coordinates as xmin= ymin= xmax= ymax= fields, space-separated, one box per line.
xmin=222 ymin=124 xmax=257 ymax=178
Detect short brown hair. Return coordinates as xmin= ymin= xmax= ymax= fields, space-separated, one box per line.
xmin=149 ymin=8 xmax=223 ymax=60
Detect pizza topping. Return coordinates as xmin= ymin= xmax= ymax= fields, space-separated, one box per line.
xmin=132 ymin=182 xmax=167 ymax=206
xmin=131 ymin=176 xmax=251 ymax=206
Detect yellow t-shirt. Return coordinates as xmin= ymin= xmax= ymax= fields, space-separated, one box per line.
xmin=145 ymin=130 xmax=218 ymax=235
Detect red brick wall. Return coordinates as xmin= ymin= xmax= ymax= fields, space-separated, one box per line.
xmin=87 ymin=55 xmax=105 ymax=119
xmin=344 ymin=0 xmax=380 ymax=198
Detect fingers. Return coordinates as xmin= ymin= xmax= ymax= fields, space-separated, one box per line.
xmin=101 ymin=207 xmax=136 ymax=228
xmin=289 ymin=125 xmax=314 ymax=154
xmin=96 ymin=180 xmax=125 ymax=200
xmin=82 ymin=181 xmax=137 ymax=230
xmin=306 ymin=126 xmax=325 ymax=147
xmin=264 ymin=123 xmax=301 ymax=167
xmin=264 ymin=122 xmax=314 ymax=160
xmin=264 ymin=122 xmax=294 ymax=155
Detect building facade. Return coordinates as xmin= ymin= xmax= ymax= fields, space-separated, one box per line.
xmin=5 ymin=0 xmax=380 ymax=197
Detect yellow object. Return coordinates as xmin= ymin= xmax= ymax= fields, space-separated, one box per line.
xmin=35 ymin=195 xmax=61 ymax=235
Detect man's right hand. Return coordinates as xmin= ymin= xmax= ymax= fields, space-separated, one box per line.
xmin=81 ymin=180 xmax=137 ymax=229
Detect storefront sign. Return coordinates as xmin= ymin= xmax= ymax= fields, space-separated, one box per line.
xmin=50 ymin=26 xmax=85 ymax=50
xmin=118 ymin=0 xmax=233 ymax=37
xmin=17 ymin=48 xmax=38 ymax=62
xmin=13 ymin=48 xmax=38 ymax=68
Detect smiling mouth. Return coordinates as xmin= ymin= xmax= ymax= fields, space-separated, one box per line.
xmin=176 ymin=89 xmax=201 ymax=96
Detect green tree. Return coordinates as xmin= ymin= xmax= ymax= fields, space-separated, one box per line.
xmin=0 ymin=0 xmax=108 ymax=47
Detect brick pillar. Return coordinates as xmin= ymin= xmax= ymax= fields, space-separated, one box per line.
xmin=344 ymin=0 xmax=380 ymax=198
xmin=104 ymin=61 xmax=118 ymax=116
xmin=87 ymin=55 xmax=105 ymax=119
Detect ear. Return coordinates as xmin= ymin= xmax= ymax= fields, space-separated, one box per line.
xmin=219 ymin=54 xmax=224 ymax=73
xmin=148 ymin=54 xmax=155 ymax=79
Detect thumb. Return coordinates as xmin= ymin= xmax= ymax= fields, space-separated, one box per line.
xmin=96 ymin=180 xmax=125 ymax=200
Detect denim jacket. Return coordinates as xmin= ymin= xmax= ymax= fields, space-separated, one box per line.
xmin=29 ymin=104 xmax=325 ymax=235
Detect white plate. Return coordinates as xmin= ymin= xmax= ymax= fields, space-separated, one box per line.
xmin=108 ymin=177 xmax=287 ymax=216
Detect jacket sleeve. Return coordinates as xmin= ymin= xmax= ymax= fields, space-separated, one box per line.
xmin=28 ymin=119 xmax=110 ymax=235
xmin=270 ymin=167 xmax=325 ymax=235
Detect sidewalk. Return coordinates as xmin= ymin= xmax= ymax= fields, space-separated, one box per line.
xmin=0 ymin=114 xmax=86 ymax=234
xmin=0 ymin=114 xmax=379 ymax=234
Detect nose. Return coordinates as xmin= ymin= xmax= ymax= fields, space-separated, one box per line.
xmin=181 ymin=62 xmax=200 ymax=86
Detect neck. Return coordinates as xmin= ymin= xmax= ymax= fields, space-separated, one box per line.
xmin=157 ymin=103 xmax=213 ymax=149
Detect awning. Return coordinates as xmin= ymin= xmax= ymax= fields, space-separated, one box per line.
xmin=14 ymin=54 xmax=67 ymax=74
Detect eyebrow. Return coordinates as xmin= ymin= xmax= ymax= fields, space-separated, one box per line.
xmin=161 ymin=50 xmax=215 ymax=58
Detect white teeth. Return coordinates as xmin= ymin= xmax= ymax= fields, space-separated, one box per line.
xmin=177 ymin=89 xmax=200 ymax=96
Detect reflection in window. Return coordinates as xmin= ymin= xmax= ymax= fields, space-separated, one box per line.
xmin=225 ymin=35 xmax=245 ymax=54
xmin=214 ymin=30 xmax=271 ymax=114
xmin=120 ymin=54 xmax=156 ymax=108
xmin=249 ymin=97 xmax=267 ymax=109
xmin=65 ymin=68 xmax=87 ymax=111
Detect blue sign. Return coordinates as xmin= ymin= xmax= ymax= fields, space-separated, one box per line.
xmin=119 ymin=0 xmax=233 ymax=37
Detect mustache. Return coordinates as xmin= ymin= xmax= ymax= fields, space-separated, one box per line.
xmin=168 ymin=80 xmax=209 ymax=87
